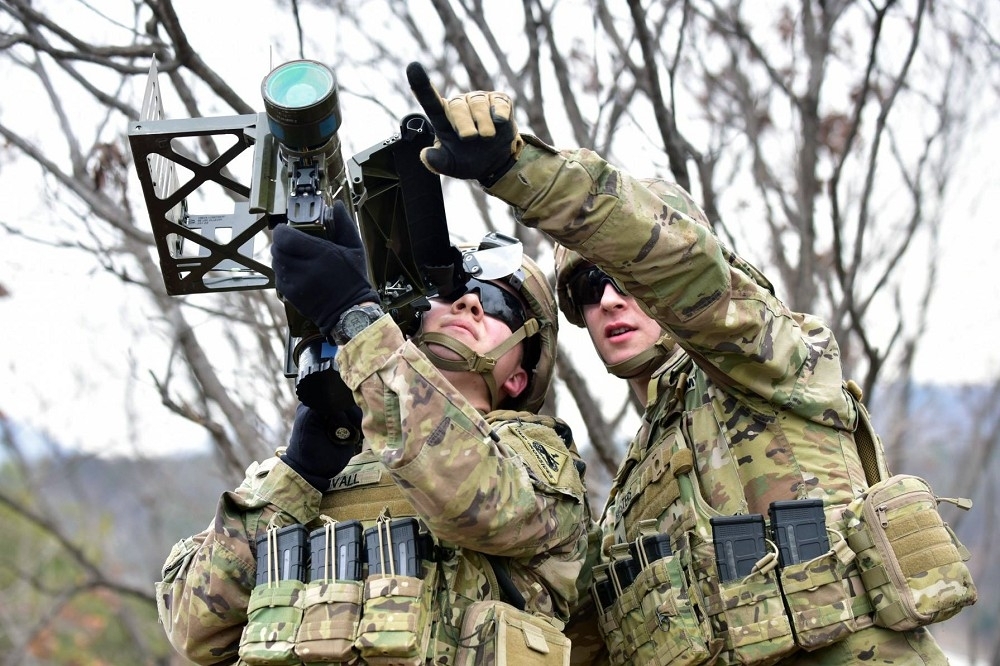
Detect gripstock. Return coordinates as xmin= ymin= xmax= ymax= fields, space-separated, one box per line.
xmin=128 ymin=58 xmax=455 ymax=413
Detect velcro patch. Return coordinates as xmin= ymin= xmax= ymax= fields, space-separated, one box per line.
xmin=327 ymin=466 xmax=382 ymax=492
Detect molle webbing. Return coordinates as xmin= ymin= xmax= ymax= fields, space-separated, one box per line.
xmin=614 ymin=447 xmax=693 ymax=540
xmin=612 ymin=366 xmax=701 ymax=542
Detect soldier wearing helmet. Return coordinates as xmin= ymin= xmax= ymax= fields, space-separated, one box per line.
xmin=412 ymin=238 xmax=558 ymax=414
xmin=156 ymin=199 xmax=590 ymax=665
xmin=405 ymin=63 xmax=967 ymax=665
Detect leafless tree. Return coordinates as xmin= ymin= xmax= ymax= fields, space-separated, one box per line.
xmin=1 ymin=0 xmax=997 ymax=660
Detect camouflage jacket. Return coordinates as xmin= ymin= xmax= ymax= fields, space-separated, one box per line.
xmin=487 ymin=139 xmax=958 ymax=666
xmin=489 ymin=137 xmax=871 ymax=545
xmin=156 ymin=314 xmax=590 ymax=665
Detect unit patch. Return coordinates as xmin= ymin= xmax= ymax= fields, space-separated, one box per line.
xmin=529 ymin=438 xmax=568 ymax=485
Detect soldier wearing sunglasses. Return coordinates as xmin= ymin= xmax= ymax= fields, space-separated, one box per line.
xmin=405 ymin=62 xmax=957 ymax=665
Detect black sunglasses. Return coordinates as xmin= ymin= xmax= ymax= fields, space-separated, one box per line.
xmin=438 ymin=278 xmax=527 ymax=332
xmin=567 ymin=267 xmax=628 ymax=309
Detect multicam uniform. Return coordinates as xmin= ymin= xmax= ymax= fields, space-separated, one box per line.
xmin=486 ymin=138 xmax=955 ymax=664
xmin=156 ymin=314 xmax=589 ymax=665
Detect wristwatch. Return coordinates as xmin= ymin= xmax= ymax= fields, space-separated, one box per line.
xmin=332 ymin=303 xmax=384 ymax=345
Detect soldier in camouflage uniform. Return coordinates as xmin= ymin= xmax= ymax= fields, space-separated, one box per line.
xmin=405 ymin=63 xmax=961 ymax=664
xmin=155 ymin=197 xmax=591 ymax=665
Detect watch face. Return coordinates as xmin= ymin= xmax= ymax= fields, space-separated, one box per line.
xmin=343 ymin=310 xmax=372 ymax=338
xmin=336 ymin=304 xmax=383 ymax=344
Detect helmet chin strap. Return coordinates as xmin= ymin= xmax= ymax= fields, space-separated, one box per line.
xmin=604 ymin=333 xmax=675 ymax=379
xmin=414 ymin=318 xmax=540 ymax=411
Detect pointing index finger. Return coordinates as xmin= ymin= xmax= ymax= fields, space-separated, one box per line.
xmin=406 ymin=62 xmax=448 ymax=127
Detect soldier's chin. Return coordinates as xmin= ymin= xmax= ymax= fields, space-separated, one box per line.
xmin=426 ymin=343 xmax=464 ymax=362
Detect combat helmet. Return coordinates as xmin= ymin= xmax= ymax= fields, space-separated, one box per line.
xmin=416 ymin=236 xmax=558 ymax=413
xmin=553 ymin=244 xmax=593 ymax=329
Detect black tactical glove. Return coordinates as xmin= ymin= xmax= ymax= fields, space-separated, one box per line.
xmin=271 ymin=200 xmax=378 ymax=338
xmin=281 ymin=402 xmax=362 ymax=492
xmin=406 ymin=62 xmax=524 ymax=186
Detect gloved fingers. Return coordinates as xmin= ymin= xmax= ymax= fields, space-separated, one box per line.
xmin=327 ymin=200 xmax=365 ymax=250
xmin=405 ymin=61 xmax=520 ymax=182
xmin=445 ymin=92 xmax=495 ymax=139
xmin=487 ymin=91 xmax=513 ymax=123
xmin=272 ymin=223 xmax=329 ymax=260
xmin=444 ymin=95 xmax=476 ymax=138
xmin=444 ymin=92 xmax=504 ymax=139
xmin=406 ymin=62 xmax=451 ymax=134
xmin=489 ymin=108 xmax=522 ymax=158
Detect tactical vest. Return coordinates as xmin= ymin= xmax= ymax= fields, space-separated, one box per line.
xmin=591 ymin=358 xmax=976 ymax=665
xmin=239 ymin=413 xmax=580 ymax=666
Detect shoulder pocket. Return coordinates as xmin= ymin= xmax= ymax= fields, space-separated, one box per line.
xmin=155 ymin=536 xmax=198 ymax=635
xmin=505 ymin=421 xmax=584 ymax=501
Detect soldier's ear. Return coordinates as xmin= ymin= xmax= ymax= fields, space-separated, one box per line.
xmin=500 ymin=366 xmax=529 ymax=399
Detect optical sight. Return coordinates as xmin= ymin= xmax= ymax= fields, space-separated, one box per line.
xmin=262 ymin=60 xmax=340 ymax=154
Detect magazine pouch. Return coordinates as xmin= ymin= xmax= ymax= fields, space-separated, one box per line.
xmin=689 ymin=535 xmax=796 ymax=664
xmin=353 ymin=513 xmax=437 ymax=664
xmin=590 ymin=564 xmax=627 ymax=665
xmin=605 ymin=542 xmax=711 ymax=666
xmin=777 ymin=533 xmax=869 ymax=650
xmin=239 ymin=579 xmax=306 ymax=666
xmin=294 ymin=579 xmax=363 ymax=663
xmin=455 ymin=599 xmax=571 ymax=666
xmin=844 ymin=474 xmax=977 ymax=631
xmin=354 ymin=573 xmax=433 ymax=665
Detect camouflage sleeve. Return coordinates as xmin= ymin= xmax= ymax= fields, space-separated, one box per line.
xmin=488 ymin=140 xmax=852 ymax=424
xmin=337 ymin=316 xmax=588 ymax=561
xmin=156 ymin=457 xmax=322 ymax=664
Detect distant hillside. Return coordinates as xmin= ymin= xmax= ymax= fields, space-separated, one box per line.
xmin=32 ymin=451 xmax=236 ymax=590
